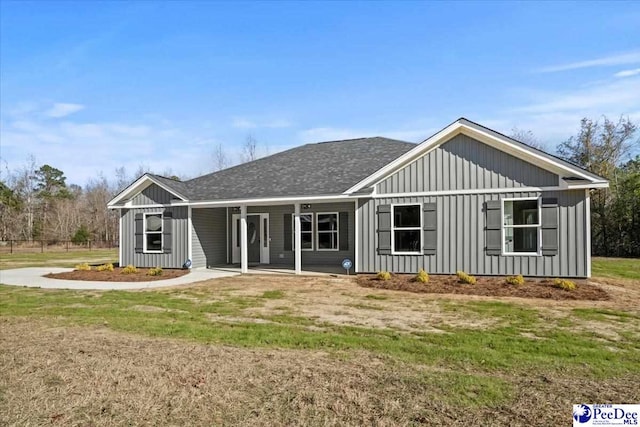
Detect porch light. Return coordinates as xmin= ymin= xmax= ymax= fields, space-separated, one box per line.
xmin=302 ymin=204 xmax=311 ymax=209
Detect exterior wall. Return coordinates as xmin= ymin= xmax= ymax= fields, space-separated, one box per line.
xmin=227 ymin=202 xmax=356 ymax=267
xmin=121 ymin=206 xmax=189 ymax=268
xmin=357 ymin=190 xmax=588 ymax=277
xmin=131 ymin=184 xmax=177 ymax=205
xmin=191 ymin=208 xmax=227 ymax=268
xmin=376 ymin=134 xmax=558 ymax=194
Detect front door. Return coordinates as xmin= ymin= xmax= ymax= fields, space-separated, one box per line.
xmin=247 ymin=215 xmax=261 ymax=263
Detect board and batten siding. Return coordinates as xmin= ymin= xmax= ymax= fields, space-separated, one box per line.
xmin=131 ymin=183 xmax=177 ymax=205
xmin=226 ymin=202 xmax=355 ymax=267
xmin=121 ymin=207 xmax=189 ymax=268
xmin=357 ymin=190 xmax=588 ymax=277
xmin=376 ymin=134 xmax=558 ymax=194
xmin=191 ymin=208 xmax=227 ymax=268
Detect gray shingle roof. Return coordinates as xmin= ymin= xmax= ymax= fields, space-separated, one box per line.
xmin=158 ymin=137 xmax=415 ymax=201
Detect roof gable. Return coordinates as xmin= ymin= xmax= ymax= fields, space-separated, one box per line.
xmin=108 ymin=174 xmax=188 ymax=207
xmin=346 ymin=118 xmax=608 ymax=194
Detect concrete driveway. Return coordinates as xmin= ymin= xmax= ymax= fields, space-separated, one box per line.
xmin=0 ymin=267 xmax=239 ymax=290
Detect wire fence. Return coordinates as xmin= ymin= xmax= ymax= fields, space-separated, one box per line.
xmin=0 ymin=240 xmax=118 ymax=254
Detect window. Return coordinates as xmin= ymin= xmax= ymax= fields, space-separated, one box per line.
xmin=392 ymin=205 xmax=421 ymax=254
xmin=292 ymin=213 xmax=313 ymax=250
xmin=316 ymin=213 xmax=338 ymax=251
xmin=144 ymin=213 xmax=163 ymax=253
xmin=503 ymin=199 xmax=540 ymax=254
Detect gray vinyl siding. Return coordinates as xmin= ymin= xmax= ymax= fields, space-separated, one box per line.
xmin=131 ymin=184 xmax=177 ymax=205
xmin=121 ymin=206 xmax=188 ymax=268
xmin=376 ymin=134 xmax=558 ymax=194
xmin=191 ymin=208 xmax=227 ymax=268
xmin=357 ymin=190 xmax=588 ymax=277
xmin=226 ymin=202 xmax=355 ymax=267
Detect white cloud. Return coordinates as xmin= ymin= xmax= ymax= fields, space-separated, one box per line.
xmin=44 ymin=103 xmax=85 ymax=118
xmin=538 ymin=51 xmax=640 ymax=73
xmin=614 ymin=68 xmax=640 ymax=78
xmin=232 ymin=116 xmax=293 ymax=129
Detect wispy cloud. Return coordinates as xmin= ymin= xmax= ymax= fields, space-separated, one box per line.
xmin=45 ymin=103 xmax=85 ymax=118
xmin=538 ymin=51 xmax=640 ymax=73
xmin=615 ymin=68 xmax=640 ymax=78
xmin=232 ymin=116 xmax=292 ymax=129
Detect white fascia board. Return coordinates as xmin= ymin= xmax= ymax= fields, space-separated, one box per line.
xmin=344 ymin=119 xmax=605 ymax=194
xmin=107 ymin=174 xmax=188 ymax=207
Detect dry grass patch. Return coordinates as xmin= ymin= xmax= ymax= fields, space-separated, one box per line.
xmin=45 ymin=267 xmax=189 ymax=282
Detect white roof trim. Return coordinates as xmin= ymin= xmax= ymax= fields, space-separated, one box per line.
xmin=107 ymin=174 xmax=188 ymax=207
xmin=344 ymin=119 xmax=608 ymax=194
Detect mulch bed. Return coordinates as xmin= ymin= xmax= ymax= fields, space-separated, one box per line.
xmin=356 ymin=274 xmax=610 ymax=301
xmin=45 ymin=268 xmax=190 ymax=282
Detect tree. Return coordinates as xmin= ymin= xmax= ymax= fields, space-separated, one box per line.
xmin=557 ymin=116 xmax=640 ymax=256
xmin=212 ymin=143 xmax=229 ymax=171
xmin=510 ymin=127 xmax=546 ymax=151
xmin=241 ymin=135 xmax=258 ymax=163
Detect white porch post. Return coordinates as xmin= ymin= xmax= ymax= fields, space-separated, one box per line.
xmin=294 ymin=203 xmax=302 ymax=275
xmin=240 ymin=205 xmax=248 ymax=273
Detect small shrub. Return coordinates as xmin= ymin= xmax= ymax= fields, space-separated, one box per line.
xmin=147 ymin=266 xmax=163 ymax=276
xmin=506 ymin=274 xmax=525 ymax=286
xmin=456 ymin=270 xmax=477 ymax=285
xmin=377 ymin=271 xmax=391 ymax=281
xmin=96 ymin=263 xmax=114 ymax=272
xmin=553 ymin=278 xmax=576 ymax=291
xmin=415 ymin=268 xmax=429 ymax=283
xmin=121 ymin=265 xmax=138 ymax=274
xmin=75 ymin=263 xmax=91 ymax=271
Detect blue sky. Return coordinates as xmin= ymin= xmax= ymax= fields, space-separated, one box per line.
xmin=1 ymin=1 xmax=639 ymax=185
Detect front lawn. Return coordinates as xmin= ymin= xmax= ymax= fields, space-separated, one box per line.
xmin=592 ymin=257 xmax=640 ymax=281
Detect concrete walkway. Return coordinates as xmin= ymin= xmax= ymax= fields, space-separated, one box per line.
xmin=0 ymin=267 xmax=239 ymax=290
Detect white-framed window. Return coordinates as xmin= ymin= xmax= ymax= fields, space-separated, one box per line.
xmin=292 ymin=213 xmax=314 ymax=251
xmin=502 ymin=198 xmax=541 ymax=255
xmin=316 ymin=212 xmax=338 ymax=251
xmin=391 ymin=204 xmax=422 ymax=254
xmin=144 ymin=212 xmax=163 ymax=253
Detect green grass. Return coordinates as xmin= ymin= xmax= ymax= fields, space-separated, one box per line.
xmin=592 ymin=257 xmax=640 ymax=280
xmin=1 ymin=285 xmax=638 ymax=380
xmin=0 ymin=249 xmax=118 ymax=270
xmin=261 ymin=290 xmax=285 ymax=299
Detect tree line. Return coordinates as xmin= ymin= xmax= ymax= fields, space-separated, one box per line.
xmin=1 ymin=118 xmax=638 ymax=256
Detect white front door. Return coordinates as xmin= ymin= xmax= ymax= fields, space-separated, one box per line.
xmin=232 ymin=213 xmax=269 ymax=264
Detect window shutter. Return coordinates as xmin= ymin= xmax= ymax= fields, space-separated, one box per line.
xmin=423 ymin=203 xmax=437 ymax=255
xmin=485 ymin=200 xmax=502 ymax=255
xmin=339 ymin=212 xmax=349 ymax=251
xmin=134 ymin=213 xmax=143 ymax=253
xmin=377 ymin=205 xmax=392 ymax=255
xmin=163 ymin=210 xmax=173 ymax=254
xmin=541 ymin=197 xmax=558 ymax=256
xmin=283 ymin=214 xmax=292 ymax=251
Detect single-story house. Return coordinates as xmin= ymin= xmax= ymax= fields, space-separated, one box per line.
xmin=108 ymin=118 xmax=608 ymax=278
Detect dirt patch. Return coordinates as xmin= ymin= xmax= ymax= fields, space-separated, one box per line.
xmin=357 ymin=274 xmax=610 ymax=301
xmin=45 ymin=267 xmax=189 ymax=282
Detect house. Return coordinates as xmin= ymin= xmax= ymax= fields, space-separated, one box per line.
xmin=108 ymin=118 xmax=608 ymax=278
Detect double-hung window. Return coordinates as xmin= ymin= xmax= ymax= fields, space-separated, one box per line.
xmin=503 ymin=198 xmax=540 ymax=254
xmin=144 ymin=213 xmax=163 ymax=253
xmin=316 ymin=213 xmax=338 ymax=251
xmin=292 ymin=213 xmax=314 ymax=250
xmin=392 ymin=205 xmax=421 ymax=254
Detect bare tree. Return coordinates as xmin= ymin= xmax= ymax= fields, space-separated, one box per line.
xmin=510 ymin=128 xmax=547 ymax=151
xmin=241 ymin=135 xmax=258 ymax=163
xmin=212 ymin=143 xmax=229 ymax=171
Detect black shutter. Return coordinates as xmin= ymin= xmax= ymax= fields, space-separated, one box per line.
xmin=134 ymin=213 xmax=143 ymax=253
xmin=485 ymin=200 xmax=502 ymax=255
xmin=423 ymin=203 xmax=437 ymax=255
xmin=163 ymin=210 xmax=173 ymax=254
xmin=339 ymin=212 xmax=349 ymax=251
xmin=377 ymin=205 xmax=392 ymax=255
xmin=541 ymin=197 xmax=558 ymax=256
xmin=283 ymin=214 xmax=292 ymax=251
